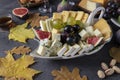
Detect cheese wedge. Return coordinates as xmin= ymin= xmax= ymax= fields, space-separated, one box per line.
xmin=79 ymin=29 xmax=89 ymax=40
xmin=93 ymin=18 xmax=111 ymax=40
xmin=69 ymin=11 xmax=77 ymax=18
xmin=57 ymin=44 xmax=68 ymax=57
xmin=52 ymin=33 xmax=61 ymax=41
xmin=75 ymin=11 xmax=84 ymax=21
xmin=53 ymin=12 xmax=62 ymax=20
xmin=81 ymin=13 xmax=89 ymax=23
xmin=62 ymin=11 xmax=70 ymax=23
xmin=93 ymin=29 xmax=102 ymax=37
xmin=85 ymin=26 xmax=94 ymax=35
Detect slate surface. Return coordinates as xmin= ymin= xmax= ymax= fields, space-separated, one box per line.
xmin=0 ymin=0 xmax=120 ymax=80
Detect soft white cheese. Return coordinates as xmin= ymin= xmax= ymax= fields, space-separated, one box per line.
xmin=64 ymin=46 xmax=75 ymax=57
xmin=57 ymin=44 xmax=68 ymax=57
xmin=85 ymin=26 xmax=94 ymax=35
xmin=52 ymin=33 xmax=61 ymax=41
xmin=40 ymin=20 xmax=47 ymax=31
xmin=93 ymin=29 xmax=102 ymax=37
xmin=79 ymin=29 xmax=89 ymax=40
xmin=71 ymin=44 xmax=81 ymax=56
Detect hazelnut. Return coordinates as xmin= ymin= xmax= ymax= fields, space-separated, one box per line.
xmin=113 ymin=66 xmax=120 ymax=74
xmin=105 ymin=68 xmax=114 ymax=76
xmin=110 ymin=59 xmax=116 ymax=67
xmin=101 ymin=62 xmax=109 ymax=70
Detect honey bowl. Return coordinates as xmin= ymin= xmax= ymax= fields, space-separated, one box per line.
xmin=0 ymin=14 xmax=15 ymax=30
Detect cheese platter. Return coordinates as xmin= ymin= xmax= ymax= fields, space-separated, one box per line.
xmin=30 ymin=7 xmax=113 ymax=60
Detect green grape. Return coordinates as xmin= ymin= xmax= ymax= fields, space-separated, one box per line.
xmin=67 ymin=17 xmax=76 ymax=25
xmin=76 ymin=20 xmax=84 ymax=29
xmin=52 ymin=19 xmax=64 ymax=29
xmin=118 ymin=16 xmax=120 ymax=24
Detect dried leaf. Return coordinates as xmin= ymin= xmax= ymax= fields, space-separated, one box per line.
xmin=26 ymin=13 xmax=49 ymax=27
xmin=9 ymin=22 xmax=35 ymax=43
xmin=5 ymin=46 xmax=31 ymax=55
xmin=110 ymin=47 xmax=120 ymax=63
xmin=0 ymin=53 xmax=41 ymax=80
xmin=51 ymin=66 xmax=88 ymax=80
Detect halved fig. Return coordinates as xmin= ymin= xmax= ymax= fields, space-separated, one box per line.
xmin=12 ymin=7 xmax=28 ymax=19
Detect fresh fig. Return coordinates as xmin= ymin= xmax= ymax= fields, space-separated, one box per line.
xmin=57 ymin=0 xmax=72 ymax=12
xmin=12 ymin=7 xmax=29 ymax=19
xmin=116 ymin=29 xmax=120 ymax=44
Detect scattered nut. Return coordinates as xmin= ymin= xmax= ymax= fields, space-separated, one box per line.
xmin=97 ymin=70 xmax=105 ymax=79
xmin=110 ymin=59 xmax=116 ymax=67
xmin=101 ymin=62 xmax=109 ymax=70
xmin=113 ymin=66 xmax=120 ymax=74
xmin=105 ymin=68 xmax=114 ymax=76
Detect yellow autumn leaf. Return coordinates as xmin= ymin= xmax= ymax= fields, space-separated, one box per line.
xmin=9 ymin=22 xmax=35 ymax=43
xmin=0 ymin=53 xmax=41 ymax=80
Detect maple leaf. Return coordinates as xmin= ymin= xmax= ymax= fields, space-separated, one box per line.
xmin=5 ymin=46 xmax=31 ymax=55
xmin=26 ymin=13 xmax=49 ymax=28
xmin=51 ymin=66 xmax=88 ymax=80
xmin=9 ymin=22 xmax=35 ymax=43
xmin=0 ymin=53 xmax=41 ymax=80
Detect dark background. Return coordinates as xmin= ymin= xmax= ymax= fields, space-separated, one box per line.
xmin=0 ymin=0 xmax=120 ymax=80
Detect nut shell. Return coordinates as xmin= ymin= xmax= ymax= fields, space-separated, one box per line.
xmin=97 ymin=70 xmax=105 ymax=79
xmin=105 ymin=68 xmax=114 ymax=76
xmin=113 ymin=66 xmax=120 ymax=74
xmin=110 ymin=59 xmax=116 ymax=67
xmin=101 ymin=62 xmax=109 ymax=70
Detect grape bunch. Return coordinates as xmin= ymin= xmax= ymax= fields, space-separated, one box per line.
xmin=103 ymin=0 xmax=120 ymax=20
xmin=61 ymin=24 xmax=81 ymax=46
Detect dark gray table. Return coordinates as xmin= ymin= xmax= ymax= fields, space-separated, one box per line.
xmin=0 ymin=0 xmax=120 ymax=80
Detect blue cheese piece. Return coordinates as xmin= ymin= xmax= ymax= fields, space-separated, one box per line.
xmin=50 ymin=39 xmax=62 ymax=55
xmin=40 ymin=39 xmax=52 ymax=47
xmin=64 ymin=46 xmax=75 ymax=57
xmin=79 ymin=29 xmax=89 ymax=40
xmin=37 ymin=45 xmax=51 ymax=56
xmin=57 ymin=44 xmax=68 ymax=57
xmin=93 ymin=29 xmax=102 ymax=37
xmin=85 ymin=26 xmax=94 ymax=36
xmin=71 ymin=44 xmax=81 ymax=56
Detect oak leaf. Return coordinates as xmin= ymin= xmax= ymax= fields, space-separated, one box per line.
xmin=5 ymin=46 xmax=31 ymax=55
xmin=0 ymin=53 xmax=41 ymax=80
xmin=51 ymin=66 xmax=88 ymax=80
xmin=9 ymin=22 xmax=35 ymax=43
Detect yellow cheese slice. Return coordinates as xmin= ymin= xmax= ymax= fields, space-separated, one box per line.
xmin=81 ymin=13 xmax=89 ymax=23
xmin=53 ymin=12 xmax=62 ymax=20
xmin=75 ymin=11 xmax=84 ymax=21
xmin=93 ymin=18 xmax=112 ymax=40
xmin=61 ymin=11 xmax=70 ymax=23
xmin=69 ymin=11 xmax=77 ymax=18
